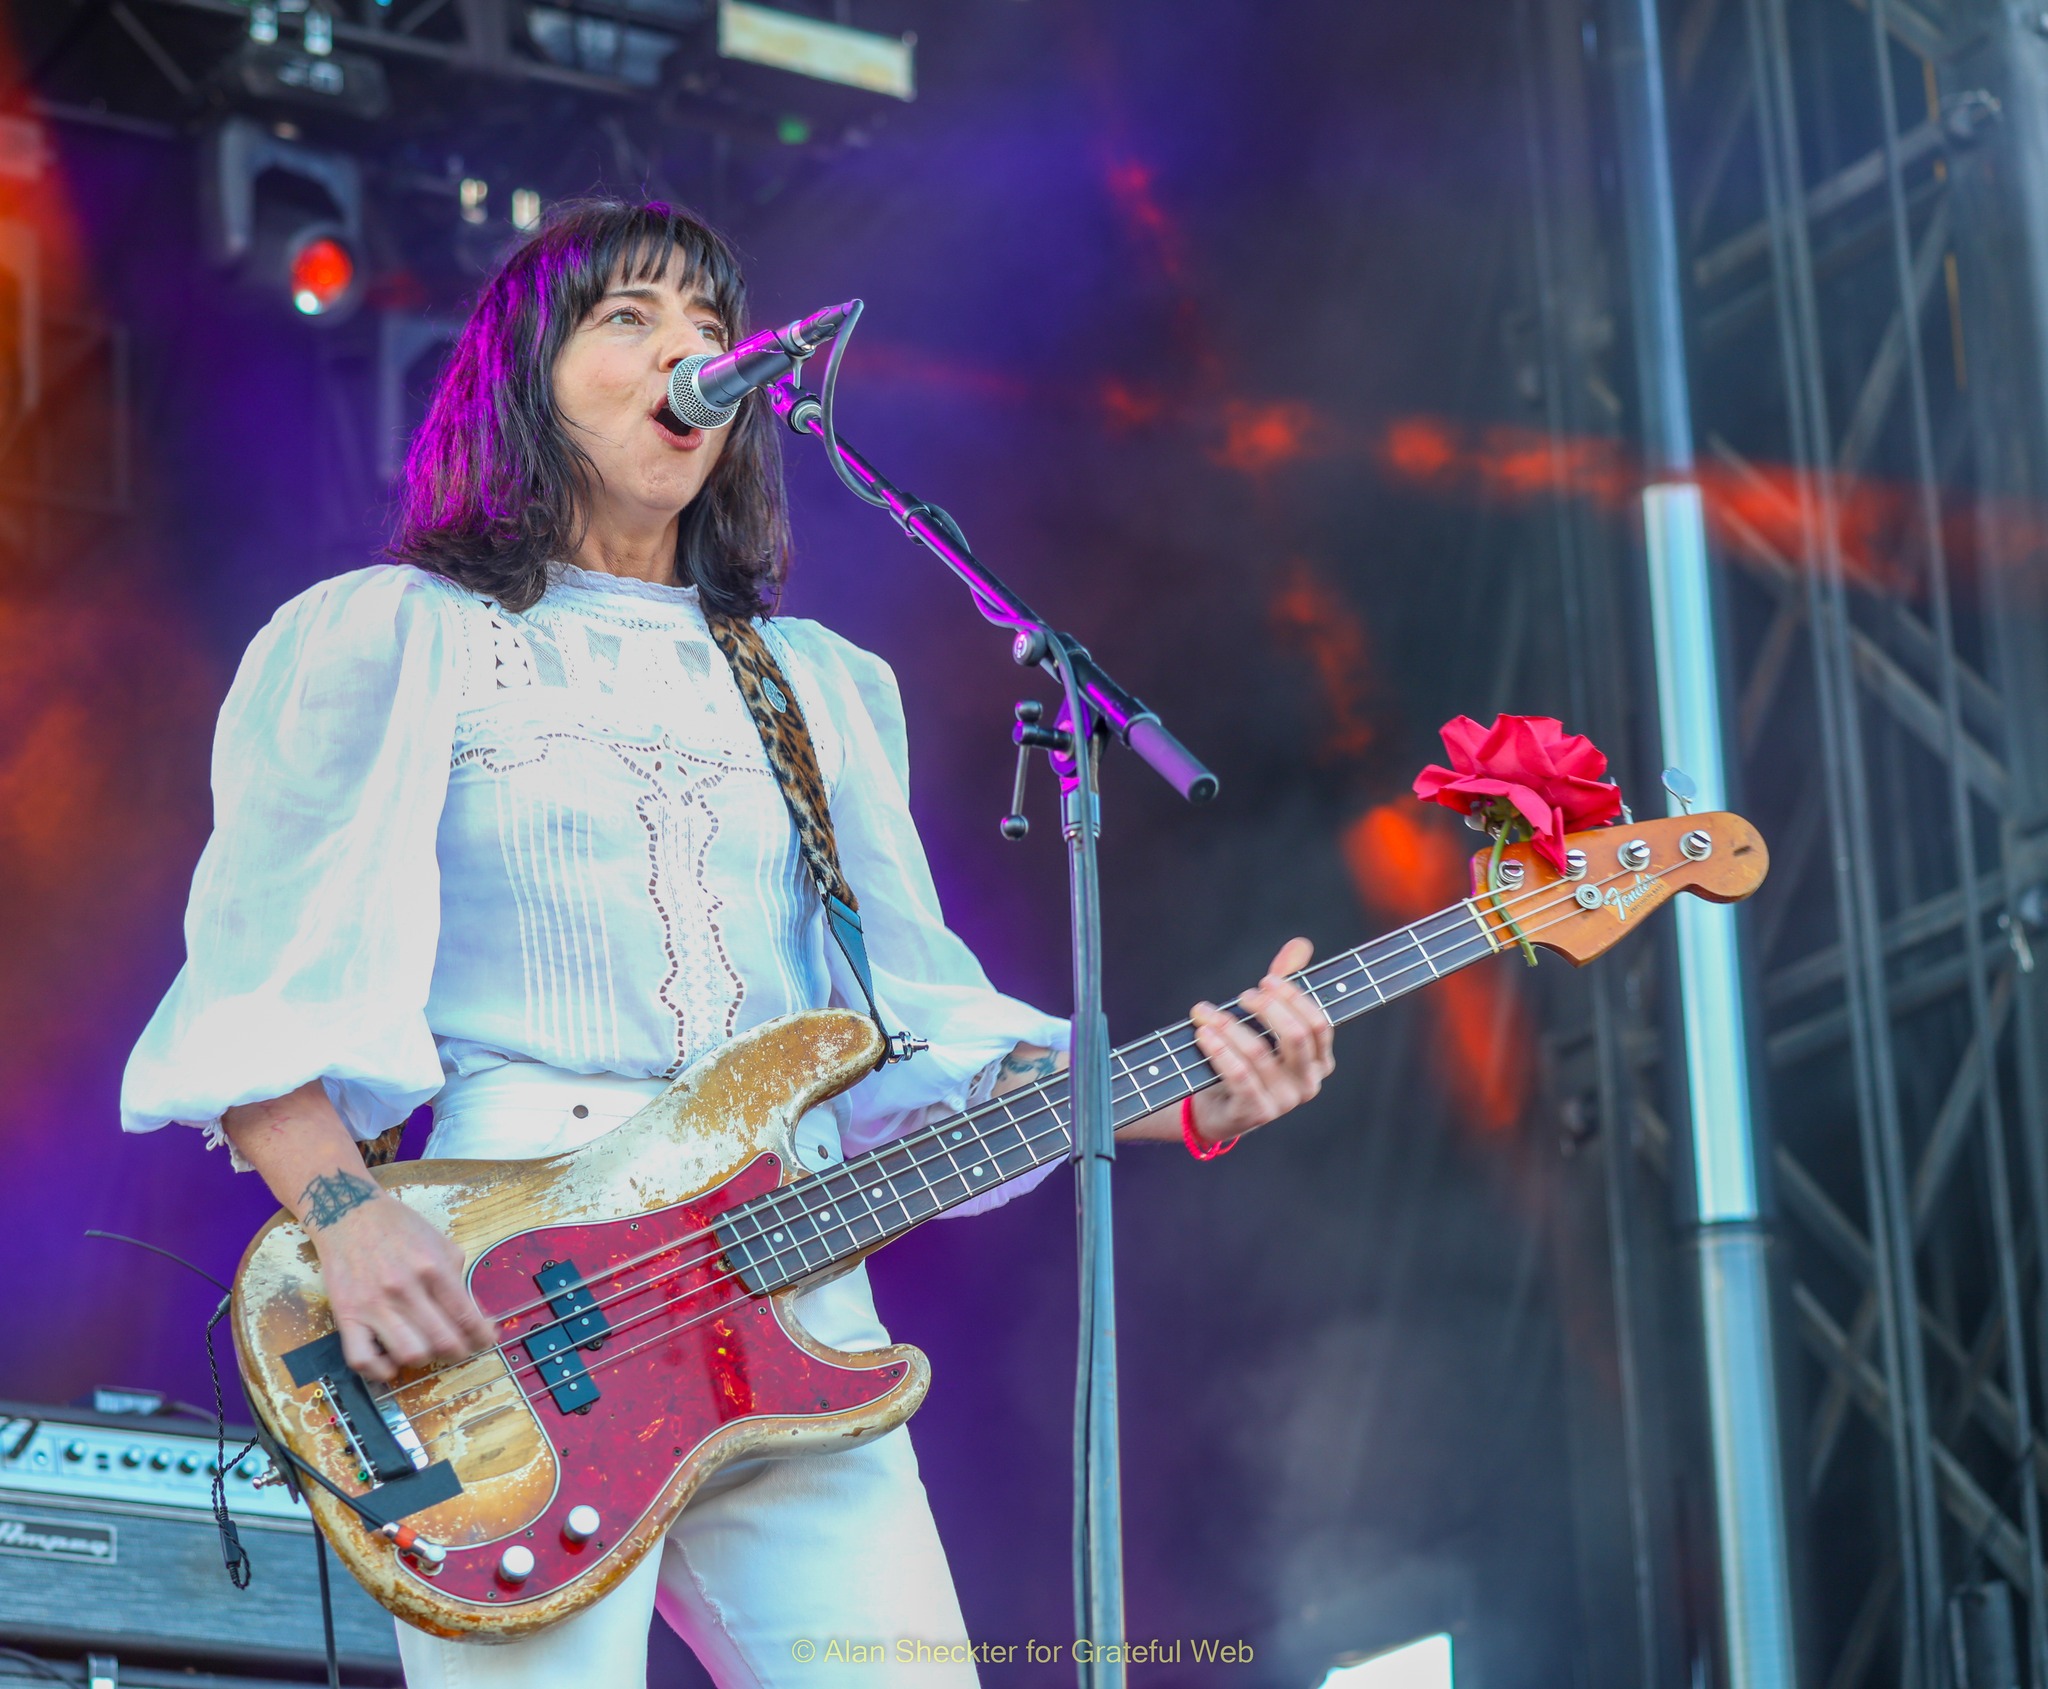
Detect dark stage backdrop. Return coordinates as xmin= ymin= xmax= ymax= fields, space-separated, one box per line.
xmin=0 ymin=3 xmax=1621 ymax=1685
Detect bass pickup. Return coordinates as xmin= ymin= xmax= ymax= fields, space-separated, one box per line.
xmin=521 ymin=1259 xmax=613 ymax=1415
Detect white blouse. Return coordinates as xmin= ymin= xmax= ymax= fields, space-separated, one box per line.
xmin=120 ymin=562 xmax=1066 ymax=1210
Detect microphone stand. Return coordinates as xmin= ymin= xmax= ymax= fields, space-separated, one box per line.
xmin=767 ymin=375 xmax=1216 ymax=1688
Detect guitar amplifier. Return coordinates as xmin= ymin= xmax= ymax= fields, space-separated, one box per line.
xmin=0 ymin=1399 xmax=401 ymax=1683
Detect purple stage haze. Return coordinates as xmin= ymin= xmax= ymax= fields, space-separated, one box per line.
xmin=0 ymin=4 xmax=1612 ymax=1684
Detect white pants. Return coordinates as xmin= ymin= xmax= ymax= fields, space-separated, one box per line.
xmin=393 ymin=1066 xmax=979 ymax=1689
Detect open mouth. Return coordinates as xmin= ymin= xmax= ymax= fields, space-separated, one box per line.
xmin=652 ymin=405 xmax=699 ymax=441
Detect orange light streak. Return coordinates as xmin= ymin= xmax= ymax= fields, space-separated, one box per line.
xmin=1268 ymin=559 xmax=1376 ymax=762
xmin=0 ymin=85 xmax=218 ymax=1131
xmin=1341 ymin=803 xmax=1531 ymax=1135
xmin=1371 ymin=415 xmax=2043 ymax=597
xmin=1210 ymin=398 xmax=1328 ymax=477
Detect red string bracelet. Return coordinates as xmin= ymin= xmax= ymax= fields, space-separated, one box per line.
xmin=1182 ymin=1095 xmax=1238 ymax=1161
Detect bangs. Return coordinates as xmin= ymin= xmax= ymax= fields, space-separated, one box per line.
xmin=560 ymin=206 xmax=747 ymax=335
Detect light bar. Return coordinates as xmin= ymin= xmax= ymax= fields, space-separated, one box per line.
xmin=1319 ymin=1634 xmax=1454 ymax=1689
xmin=716 ymin=0 xmax=914 ymax=101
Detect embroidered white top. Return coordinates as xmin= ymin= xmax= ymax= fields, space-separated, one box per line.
xmin=119 ymin=562 xmax=1067 ymax=1212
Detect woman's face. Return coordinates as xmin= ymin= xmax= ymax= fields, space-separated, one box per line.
xmin=553 ymin=259 xmax=731 ymax=542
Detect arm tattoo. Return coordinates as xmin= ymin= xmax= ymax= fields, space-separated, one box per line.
xmin=997 ymin=1047 xmax=1062 ymax=1089
xmin=299 ymin=1170 xmax=380 ymax=1232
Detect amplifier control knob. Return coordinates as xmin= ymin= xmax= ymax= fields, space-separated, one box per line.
xmin=63 ymin=1442 xmax=86 ymax=1462
xmin=149 ymin=1450 xmax=171 ymax=1471
xmin=177 ymin=1453 xmax=201 ymax=1474
xmin=497 ymin=1545 xmax=536 ymax=1584
xmin=120 ymin=1448 xmax=143 ymax=1468
xmin=563 ymin=1506 xmax=601 ymax=1544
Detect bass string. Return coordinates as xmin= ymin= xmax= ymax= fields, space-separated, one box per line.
xmin=377 ymin=852 xmax=1633 ymax=1366
xmin=386 ymin=864 xmax=1683 ymax=1448
xmin=373 ymin=857 xmax=1639 ymax=1411
xmin=405 ymin=1105 xmax=1097 ymax=1449
xmin=373 ymin=854 xmax=1661 ymax=1415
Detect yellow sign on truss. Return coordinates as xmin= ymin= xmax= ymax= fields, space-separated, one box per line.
xmin=717 ymin=1 xmax=916 ymax=102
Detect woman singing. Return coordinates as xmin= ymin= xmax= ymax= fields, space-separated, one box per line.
xmin=120 ymin=200 xmax=1334 ymax=1689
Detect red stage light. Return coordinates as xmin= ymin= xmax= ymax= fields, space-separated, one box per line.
xmin=289 ymin=234 xmax=355 ymax=317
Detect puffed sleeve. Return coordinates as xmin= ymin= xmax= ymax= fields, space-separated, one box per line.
xmin=773 ymin=620 xmax=1069 ymax=1217
xmin=120 ymin=565 xmax=460 ymax=1156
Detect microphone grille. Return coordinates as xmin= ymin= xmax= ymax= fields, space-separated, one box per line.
xmin=667 ymin=356 xmax=740 ymax=430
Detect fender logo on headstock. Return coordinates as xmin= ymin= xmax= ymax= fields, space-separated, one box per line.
xmin=1606 ymin=873 xmax=1659 ymax=922
xmin=1471 ymin=811 xmax=1769 ymax=967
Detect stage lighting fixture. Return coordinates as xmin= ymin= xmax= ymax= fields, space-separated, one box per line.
xmin=206 ymin=118 xmax=365 ymax=324
xmin=289 ymin=231 xmax=354 ymax=316
xmin=231 ymin=46 xmax=391 ymax=118
xmin=1317 ymin=1634 xmax=1454 ymax=1689
xmin=249 ymin=3 xmax=278 ymax=43
xmin=525 ymin=2 xmax=707 ymax=90
xmin=511 ymin=189 xmax=542 ymax=231
xmin=460 ymin=177 xmax=488 ymax=225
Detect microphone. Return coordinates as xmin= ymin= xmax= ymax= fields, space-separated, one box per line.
xmin=666 ymin=300 xmax=857 ymax=430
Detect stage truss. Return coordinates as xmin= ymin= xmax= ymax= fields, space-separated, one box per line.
xmin=1519 ymin=0 xmax=2048 ymax=1683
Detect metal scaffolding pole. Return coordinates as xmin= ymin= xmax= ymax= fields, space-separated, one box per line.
xmin=1866 ymin=6 xmax=2048 ymax=1684
xmin=1739 ymin=3 xmax=1945 ymax=1680
xmin=1531 ymin=0 xmax=2048 ymax=1677
xmin=1606 ymin=0 xmax=1798 ymax=1682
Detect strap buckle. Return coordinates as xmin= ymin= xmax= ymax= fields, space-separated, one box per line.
xmin=886 ymin=1032 xmax=928 ymax=1065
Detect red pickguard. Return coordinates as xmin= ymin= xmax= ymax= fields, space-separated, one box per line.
xmin=416 ymin=1153 xmax=907 ymax=1608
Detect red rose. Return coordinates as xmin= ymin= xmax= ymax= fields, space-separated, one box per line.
xmin=1412 ymin=714 xmax=1622 ymax=875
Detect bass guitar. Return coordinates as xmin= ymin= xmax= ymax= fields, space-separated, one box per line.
xmin=230 ymin=809 xmax=1766 ymax=1638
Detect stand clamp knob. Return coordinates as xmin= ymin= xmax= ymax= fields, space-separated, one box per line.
xmin=1002 ymin=701 xmax=1041 ymax=839
xmin=1001 ymin=700 xmax=1075 ymax=839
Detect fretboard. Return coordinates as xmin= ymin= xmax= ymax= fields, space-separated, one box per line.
xmin=716 ymin=898 xmax=1501 ymax=1293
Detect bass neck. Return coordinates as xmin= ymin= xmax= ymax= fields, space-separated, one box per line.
xmin=715 ymin=897 xmax=1501 ymax=1290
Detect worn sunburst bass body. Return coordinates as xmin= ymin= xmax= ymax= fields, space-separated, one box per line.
xmin=231 ymin=1008 xmax=920 ymax=1642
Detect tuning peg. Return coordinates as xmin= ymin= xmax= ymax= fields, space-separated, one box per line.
xmin=1661 ymin=767 xmax=1697 ymax=815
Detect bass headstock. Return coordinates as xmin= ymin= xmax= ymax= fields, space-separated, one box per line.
xmin=1468 ymin=811 xmax=1769 ymax=965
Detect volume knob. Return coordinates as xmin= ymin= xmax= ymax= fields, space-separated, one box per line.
xmin=497 ymin=1545 xmax=535 ymax=1584
xmin=563 ymin=1505 xmax=601 ymax=1544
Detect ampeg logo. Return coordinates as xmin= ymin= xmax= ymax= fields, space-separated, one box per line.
xmin=0 ymin=1509 xmax=116 ymax=1564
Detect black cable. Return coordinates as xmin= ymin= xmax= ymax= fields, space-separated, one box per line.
xmin=266 ymin=1437 xmax=381 ymax=1527
xmin=804 ymin=325 xmax=1032 ymax=641
xmin=314 ymin=1529 xmax=342 ymax=1689
xmin=205 ymin=1292 xmax=258 ymax=1590
xmin=817 ymin=301 xmax=891 ymax=511
xmin=76 ymin=1226 xmax=411 ymax=1615
xmin=0 ymin=1644 xmax=78 ymax=1682
xmin=83 ymin=1227 xmax=254 ymax=1589
xmin=83 ymin=1229 xmax=230 ymax=1292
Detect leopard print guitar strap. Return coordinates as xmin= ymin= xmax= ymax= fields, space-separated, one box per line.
xmin=705 ymin=613 xmax=908 ymax=1067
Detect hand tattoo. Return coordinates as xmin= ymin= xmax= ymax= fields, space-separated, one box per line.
xmin=299 ymin=1170 xmax=380 ymax=1232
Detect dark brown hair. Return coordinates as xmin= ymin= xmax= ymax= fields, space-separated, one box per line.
xmin=389 ymin=199 xmax=789 ymax=618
